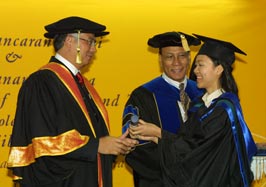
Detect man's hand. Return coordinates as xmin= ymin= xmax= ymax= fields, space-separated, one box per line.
xmin=98 ymin=130 xmax=138 ymax=155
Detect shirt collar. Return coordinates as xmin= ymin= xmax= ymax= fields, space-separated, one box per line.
xmin=202 ymin=89 xmax=225 ymax=107
xmin=162 ymin=73 xmax=187 ymax=89
xmin=55 ymin=53 xmax=79 ymax=75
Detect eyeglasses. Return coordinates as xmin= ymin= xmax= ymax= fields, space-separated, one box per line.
xmin=70 ymin=35 xmax=97 ymax=47
xmin=161 ymin=52 xmax=189 ymax=62
xmin=79 ymin=37 xmax=97 ymax=47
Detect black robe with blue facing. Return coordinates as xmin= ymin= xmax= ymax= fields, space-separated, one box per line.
xmin=122 ymin=76 xmax=203 ymax=187
xmin=159 ymin=93 xmax=257 ymax=187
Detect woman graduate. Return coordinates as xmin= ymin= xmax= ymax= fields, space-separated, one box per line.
xmin=129 ymin=34 xmax=257 ymax=187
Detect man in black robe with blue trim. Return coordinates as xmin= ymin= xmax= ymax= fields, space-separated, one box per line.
xmin=127 ymin=34 xmax=257 ymax=187
xmin=122 ymin=32 xmax=203 ymax=187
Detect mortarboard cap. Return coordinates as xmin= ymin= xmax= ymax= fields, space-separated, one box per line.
xmin=148 ymin=31 xmax=201 ymax=51
xmin=193 ymin=33 xmax=246 ymax=65
xmin=44 ymin=16 xmax=109 ymax=39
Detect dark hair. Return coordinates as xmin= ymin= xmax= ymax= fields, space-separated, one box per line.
xmin=189 ymin=58 xmax=197 ymax=81
xmin=159 ymin=48 xmax=162 ymax=54
xmin=189 ymin=55 xmax=239 ymax=97
xmin=53 ymin=34 xmax=68 ymax=52
xmin=216 ymin=58 xmax=238 ymax=97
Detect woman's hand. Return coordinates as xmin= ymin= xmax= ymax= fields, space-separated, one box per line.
xmin=128 ymin=119 xmax=161 ymax=144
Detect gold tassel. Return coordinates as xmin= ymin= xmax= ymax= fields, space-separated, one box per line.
xmin=180 ymin=33 xmax=190 ymax=52
xmin=76 ymin=30 xmax=82 ymax=64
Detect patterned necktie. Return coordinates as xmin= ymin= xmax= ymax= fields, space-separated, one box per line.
xmin=76 ymin=72 xmax=84 ymax=85
xmin=179 ymin=83 xmax=190 ymax=118
xmin=76 ymin=73 xmax=93 ymax=100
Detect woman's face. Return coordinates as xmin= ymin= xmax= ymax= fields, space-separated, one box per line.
xmin=193 ymin=54 xmax=223 ymax=94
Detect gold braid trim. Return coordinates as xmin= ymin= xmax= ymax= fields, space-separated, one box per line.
xmin=7 ymin=129 xmax=89 ymax=167
xmin=13 ymin=175 xmax=22 ymax=180
xmin=83 ymin=78 xmax=110 ymax=131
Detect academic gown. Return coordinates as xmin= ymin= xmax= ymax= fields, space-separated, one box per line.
xmin=122 ymin=76 xmax=203 ymax=187
xmin=7 ymin=58 xmax=114 ymax=187
xmin=159 ymin=93 xmax=257 ymax=187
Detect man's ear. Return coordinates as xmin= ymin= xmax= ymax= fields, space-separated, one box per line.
xmin=64 ymin=35 xmax=73 ymax=47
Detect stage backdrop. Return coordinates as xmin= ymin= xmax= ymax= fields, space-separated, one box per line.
xmin=1 ymin=0 xmax=265 ymax=186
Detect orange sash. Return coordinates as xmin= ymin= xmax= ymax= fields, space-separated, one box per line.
xmin=42 ymin=62 xmax=109 ymax=187
xmin=41 ymin=62 xmax=110 ymax=136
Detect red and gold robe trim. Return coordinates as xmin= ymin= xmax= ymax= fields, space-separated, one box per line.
xmin=42 ymin=63 xmax=110 ymax=187
xmin=83 ymin=77 xmax=110 ymax=129
xmin=8 ymin=129 xmax=89 ymax=167
xmin=42 ymin=63 xmax=110 ymax=134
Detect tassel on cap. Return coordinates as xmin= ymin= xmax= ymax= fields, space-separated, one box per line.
xmin=180 ymin=33 xmax=190 ymax=52
xmin=76 ymin=30 xmax=82 ymax=64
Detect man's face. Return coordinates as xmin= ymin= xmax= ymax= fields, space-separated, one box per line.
xmin=76 ymin=33 xmax=97 ymax=68
xmin=66 ymin=33 xmax=97 ymax=69
xmin=159 ymin=46 xmax=191 ymax=82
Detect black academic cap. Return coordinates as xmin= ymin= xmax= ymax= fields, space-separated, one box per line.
xmin=148 ymin=31 xmax=201 ymax=51
xmin=44 ymin=16 xmax=109 ymax=39
xmin=193 ymin=33 xmax=246 ymax=65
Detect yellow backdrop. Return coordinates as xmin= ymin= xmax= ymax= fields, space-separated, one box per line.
xmin=1 ymin=0 xmax=265 ymax=186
